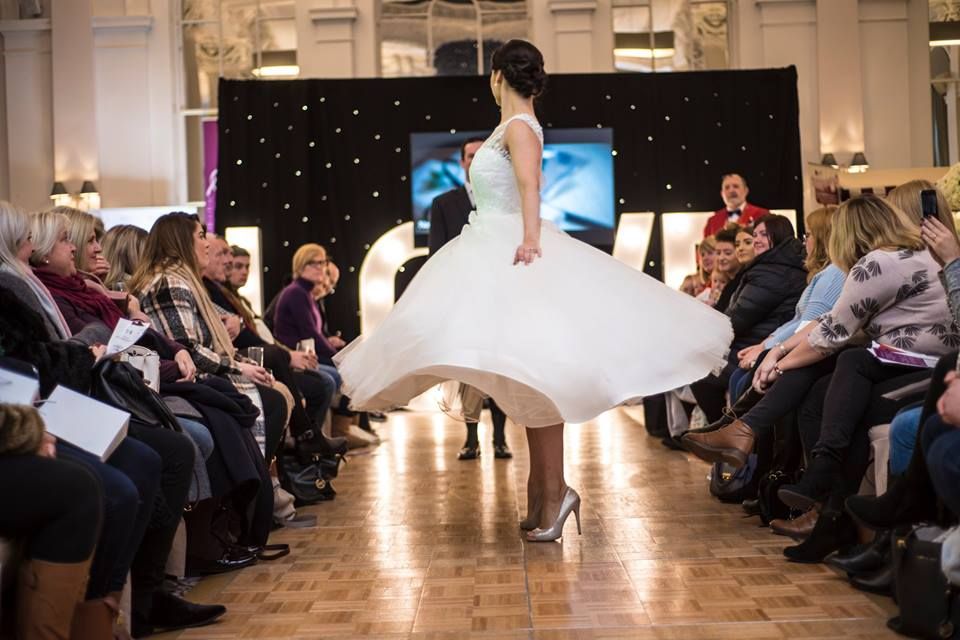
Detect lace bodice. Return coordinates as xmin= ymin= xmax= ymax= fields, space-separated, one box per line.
xmin=469 ymin=113 xmax=543 ymax=217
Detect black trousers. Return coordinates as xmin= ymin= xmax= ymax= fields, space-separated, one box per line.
xmin=740 ymin=353 xmax=839 ymax=436
xmin=257 ymin=383 xmax=288 ymax=462
xmin=798 ymin=355 xmax=932 ymax=494
xmin=0 ymin=455 xmax=101 ymax=563
xmin=465 ymin=399 xmax=507 ymax=446
xmin=813 ymin=349 xmax=927 ymax=459
xmin=126 ymin=424 xmax=195 ymax=614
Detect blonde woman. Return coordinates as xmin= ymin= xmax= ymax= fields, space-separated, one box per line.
xmin=101 ymin=224 xmax=147 ymax=291
xmin=684 ymin=207 xmax=845 ymax=462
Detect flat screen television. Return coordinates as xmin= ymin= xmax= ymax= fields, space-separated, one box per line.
xmin=410 ymin=127 xmax=616 ymax=246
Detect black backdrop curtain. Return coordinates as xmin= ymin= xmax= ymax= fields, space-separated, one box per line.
xmin=215 ymin=67 xmax=802 ymax=339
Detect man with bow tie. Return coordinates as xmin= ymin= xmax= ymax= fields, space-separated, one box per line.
xmin=703 ymin=173 xmax=769 ymax=237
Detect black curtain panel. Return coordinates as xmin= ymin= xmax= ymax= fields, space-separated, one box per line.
xmin=215 ymin=67 xmax=802 ymax=339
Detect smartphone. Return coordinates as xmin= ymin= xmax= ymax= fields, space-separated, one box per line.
xmin=921 ymin=189 xmax=938 ymax=218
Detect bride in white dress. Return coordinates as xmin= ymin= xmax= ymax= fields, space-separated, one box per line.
xmin=335 ymin=40 xmax=732 ymax=541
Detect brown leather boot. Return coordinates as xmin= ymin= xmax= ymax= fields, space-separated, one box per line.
xmin=681 ymin=419 xmax=755 ymax=468
xmin=16 ymin=557 xmax=92 ymax=640
xmin=770 ymin=507 xmax=820 ymax=541
xmin=70 ymin=598 xmax=115 ymax=640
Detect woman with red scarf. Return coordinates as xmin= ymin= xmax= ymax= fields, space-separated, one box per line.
xmin=30 ymin=210 xmax=195 ymax=384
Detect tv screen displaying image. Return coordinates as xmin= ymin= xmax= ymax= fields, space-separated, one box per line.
xmin=410 ymin=127 xmax=616 ymax=246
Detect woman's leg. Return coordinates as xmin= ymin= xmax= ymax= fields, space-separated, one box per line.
xmin=57 ymin=440 xmax=146 ymax=599
xmin=889 ymin=406 xmax=923 ymax=476
xmin=0 ymin=456 xmax=102 ymax=640
xmin=530 ymin=423 xmax=568 ymax=531
xmin=812 ymin=349 xmax=916 ymax=461
xmin=521 ymin=427 xmax=544 ymax=526
xmin=923 ymin=416 xmax=960 ymax=517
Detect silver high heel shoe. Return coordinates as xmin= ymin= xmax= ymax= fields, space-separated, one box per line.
xmin=526 ymin=488 xmax=581 ymax=542
xmin=519 ymin=495 xmax=543 ymax=531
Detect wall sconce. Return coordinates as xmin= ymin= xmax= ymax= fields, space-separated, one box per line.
xmin=819 ymin=152 xmax=868 ymax=173
xmin=848 ymin=152 xmax=870 ymax=174
xmin=49 ymin=182 xmax=71 ymax=207
xmin=49 ymin=180 xmax=101 ymax=211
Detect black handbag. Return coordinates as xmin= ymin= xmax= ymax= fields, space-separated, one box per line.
xmin=758 ymin=468 xmax=801 ymax=525
xmin=889 ymin=524 xmax=959 ymax=639
xmin=709 ymin=454 xmax=758 ymax=504
xmin=276 ymin=454 xmax=335 ymax=506
xmin=90 ymin=359 xmax=181 ymax=431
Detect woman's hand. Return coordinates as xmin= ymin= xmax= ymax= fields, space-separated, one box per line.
xmin=921 ymin=217 xmax=960 ymax=267
xmin=174 ymin=350 xmax=196 ymax=381
xmin=289 ymin=350 xmax=318 ymax=371
xmin=238 ymin=362 xmax=273 ymax=386
xmin=90 ymin=344 xmax=107 ymax=361
xmin=752 ymin=348 xmax=783 ymax=393
xmin=328 ymin=335 xmax=347 ymax=350
xmin=38 ymin=432 xmax=57 ymax=458
xmin=737 ymin=344 xmax=766 ymax=370
xmin=222 ymin=315 xmax=242 ymax=340
xmin=513 ymin=239 xmax=542 ymax=266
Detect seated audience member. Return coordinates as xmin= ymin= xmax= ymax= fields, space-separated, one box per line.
xmin=687 ymin=197 xmax=952 ymax=472
xmin=703 ymin=173 xmax=770 ymax=237
xmin=201 ymin=235 xmax=344 ymax=458
xmin=735 ymin=226 xmax=756 ymax=265
xmin=844 ymin=182 xmax=960 ymax=529
xmin=690 ymin=215 xmax=807 ymax=423
xmin=28 ymin=209 xmax=224 ymax=634
xmin=128 ymin=213 xmax=288 ymax=459
xmin=710 ymin=228 xmax=743 ymax=312
xmin=227 ymin=245 xmax=250 ymax=294
xmin=273 ymin=243 xmax=340 ymax=366
xmin=0 ymin=403 xmax=102 ymax=640
xmin=101 ymin=224 xmax=147 ymax=291
xmin=921 ymin=381 xmax=960 ymax=519
xmin=681 ymin=236 xmax=716 ymax=297
xmin=733 ymin=196 xmax=955 ymax=560
xmin=727 ymin=207 xmax=843 ymax=406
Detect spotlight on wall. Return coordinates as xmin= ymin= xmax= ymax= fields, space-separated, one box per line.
xmin=358 ymin=221 xmax=427 ymax=334
xmin=848 ymin=152 xmax=870 ymax=174
xmin=820 ymin=153 xmax=839 ymax=169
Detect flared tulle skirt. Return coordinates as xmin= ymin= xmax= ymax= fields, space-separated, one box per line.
xmin=334 ymin=213 xmax=733 ymax=427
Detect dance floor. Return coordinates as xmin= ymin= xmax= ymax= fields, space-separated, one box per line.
xmin=159 ymin=407 xmax=898 ymax=639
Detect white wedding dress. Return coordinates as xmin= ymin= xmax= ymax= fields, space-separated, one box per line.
xmin=334 ymin=113 xmax=732 ymax=427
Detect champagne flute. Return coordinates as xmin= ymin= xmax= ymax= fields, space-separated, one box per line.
xmin=248 ymin=346 xmax=264 ymax=368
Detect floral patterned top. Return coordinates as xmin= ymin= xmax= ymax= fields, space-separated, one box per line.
xmin=808 ymin=248 xmax=959 ymax=355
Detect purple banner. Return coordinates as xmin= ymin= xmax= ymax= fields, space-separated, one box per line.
xmin=203 ymin=119 xmax=219 ymax=232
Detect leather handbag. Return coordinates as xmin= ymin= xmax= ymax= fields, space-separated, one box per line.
xmin=709 ymin=454 xmax=758 ymax=504
xmin=889 ymin=524 xmax=959 ymax=639
xmin=758 ymin=468 xmax=801 ymax=525
xmin=276 ymin=454 xmax=334 ymax=506
xmin=91 ymin=359 xmax=181 ymax=431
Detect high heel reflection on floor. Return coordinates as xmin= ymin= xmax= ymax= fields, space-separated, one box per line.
xmin=526 ymin=487 xmax=581 ymax=542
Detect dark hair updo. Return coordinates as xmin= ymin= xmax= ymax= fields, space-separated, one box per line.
xmin=491 ymin=39 xmax=547 ymax=98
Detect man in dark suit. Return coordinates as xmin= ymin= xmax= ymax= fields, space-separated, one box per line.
xmin=428 ymin=137 xmax=512 ymax=461
xmin=703 ymin=173 xmax=769 ymax=237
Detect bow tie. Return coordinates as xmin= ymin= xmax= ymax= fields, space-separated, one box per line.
xmin=728 ymin=209 xmax=741 ymax=219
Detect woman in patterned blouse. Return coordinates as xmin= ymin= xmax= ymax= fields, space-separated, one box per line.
xmin=756 ymin=195 xmax=956 ymax=559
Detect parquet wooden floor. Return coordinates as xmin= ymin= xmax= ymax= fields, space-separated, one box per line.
xmin=158 ymin=407 xmax=899 ymax=639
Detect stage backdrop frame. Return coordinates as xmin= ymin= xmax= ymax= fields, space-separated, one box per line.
xmin=215 ymin=67 xmax=802 ymax=339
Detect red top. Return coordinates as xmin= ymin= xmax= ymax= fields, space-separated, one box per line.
xmin=703 ymin=202 xmax=769 ymax=237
